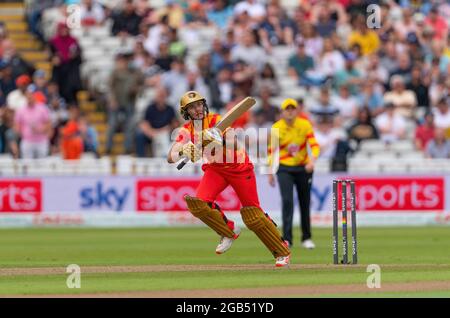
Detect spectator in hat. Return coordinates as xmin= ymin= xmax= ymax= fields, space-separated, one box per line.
xmin=6 ymin=74 xmax=31 ymax=111
xmin=14 ymin=85 xmax=51 ymax=159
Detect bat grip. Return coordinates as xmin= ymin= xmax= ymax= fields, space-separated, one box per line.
xmin=177 ymin=157 xmax=189 ymax=170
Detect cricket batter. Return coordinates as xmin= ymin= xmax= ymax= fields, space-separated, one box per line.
xmin=167 ymin=91 xmax=291 ymax=267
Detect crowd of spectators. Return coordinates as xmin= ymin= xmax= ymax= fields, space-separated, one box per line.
xmin=1 ymin=0 xmax=450 ymax=163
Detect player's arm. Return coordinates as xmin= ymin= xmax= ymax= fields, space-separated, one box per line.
xmin=267 ymin=124 xmax=280 ymax=187
xmin=167 ymin=141 xmax=183 ymax=164
xmin=305 ymin=122 xmax=320 ymax=172
xmin=167 ymin=127 xmax=201 ymax=164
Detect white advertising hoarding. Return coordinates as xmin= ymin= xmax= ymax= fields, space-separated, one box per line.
xmin=0 ymin=174 xmax=449 ymax=227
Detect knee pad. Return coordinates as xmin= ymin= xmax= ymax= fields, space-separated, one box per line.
xmin=241 ymin=206 xmax=290 ymax=258
xmin=185 ymin=196 xmax=235 ymax=238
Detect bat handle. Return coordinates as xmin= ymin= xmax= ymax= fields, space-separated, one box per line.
xmin=177 ymin=157 xmax=189 ymax=170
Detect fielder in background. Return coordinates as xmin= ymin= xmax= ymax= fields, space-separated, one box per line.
xmin=268 ymin=98 xmax=320 ymax=249
xmin=167 ymin=91 xmax=291 ymax=267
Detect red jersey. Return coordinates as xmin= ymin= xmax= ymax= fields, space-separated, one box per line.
xmin=175 ymin=113 xmax=253 ymax=171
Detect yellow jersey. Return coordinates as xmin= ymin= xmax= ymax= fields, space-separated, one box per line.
xmin=269 ymin=117 xmax=320 ymax=167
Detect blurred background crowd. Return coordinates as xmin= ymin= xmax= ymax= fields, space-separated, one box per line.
xmin=0 ymin=0 xmax=449 ymax=167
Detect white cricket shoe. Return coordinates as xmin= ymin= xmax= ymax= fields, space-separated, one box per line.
xmin=215 ymin=226 xmax=241 ymax=254
xmin=275 ymin=254 xmax=291 ymax=268
xmin=301 ymin=239 xmax=316 ymax=249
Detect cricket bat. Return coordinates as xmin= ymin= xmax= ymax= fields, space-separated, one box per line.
xmin=177 ymin=97 xmax=256 ymax=170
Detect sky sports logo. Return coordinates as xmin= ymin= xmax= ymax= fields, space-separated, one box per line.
xmin=136 ymin=180 xmax=240 ymax=212
xmin=354 ymin=178 xmax=444 ymax=211
xmin=0 ymin=181 xmax=42 ymax=212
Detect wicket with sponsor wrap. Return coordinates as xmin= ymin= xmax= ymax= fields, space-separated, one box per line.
xmin=332 ymin=179 xmax=357 ymax=265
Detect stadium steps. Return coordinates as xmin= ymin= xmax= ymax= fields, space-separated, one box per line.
xmin=8 ymin=32 xmax=34 ymax=41
xmin=4 ymin=20 xmax=27 ymax=32
xmin=87 ymin=112 xmax=106 ymax=124
xmin=98 ymin=144 xmax=126 ymax=156
xmin=20 ymin=51 xmax=49 ymax=63
xmin=0 ymin=14 xmax=23 ymax=21
xmin=97 ymin=133 xmax=125 ymax=145
xmin=13 ymin=39 xmax=42 ymax=50
xmin=35 ymin=61 xmax=52 ymax=75
xmin=80 ymin=101 xmax=97 ymax=112
xmin=0 ymin=2 xmax=24 ymax=16
xmin=77 ymin=91 xmax=124 ymax=157
xmin=1 ymin=2 xmax=50 ymax=72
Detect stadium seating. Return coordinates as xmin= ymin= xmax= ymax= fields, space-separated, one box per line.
xmin=0 ymin=155 xmax=111 ymax=176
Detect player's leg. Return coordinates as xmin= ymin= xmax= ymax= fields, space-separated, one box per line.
xmin=186 ymin=167 xmax=236 ymax=237
xmin=294 ymin=169 xmax=315 ymax=249
xmin=187 ymin=167 xmax=241 ymax=254
xmin=275 ymin=168 xmax=295 ymax=247
xmin=196 ymin=167 xmax=239 ymax=231
xmin=226 ymin=169 xmax=290 ymax=265
xmin=184 ymin=167 xmax=241 ymax=256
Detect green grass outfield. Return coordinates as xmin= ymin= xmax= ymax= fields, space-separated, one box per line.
xmin=0 ymin=226 xmax=449 ymax=297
